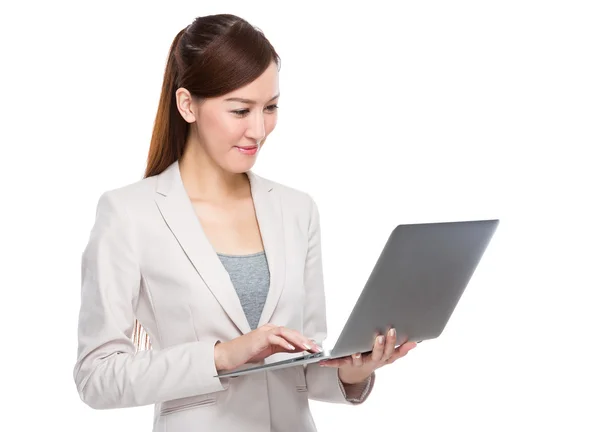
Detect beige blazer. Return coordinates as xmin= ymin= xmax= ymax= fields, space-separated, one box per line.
xmin=73 ymin=160 xmax=375 ymax=432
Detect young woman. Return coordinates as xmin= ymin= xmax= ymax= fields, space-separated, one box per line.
xmin=73 ymin=13 xmax=417 ymax=432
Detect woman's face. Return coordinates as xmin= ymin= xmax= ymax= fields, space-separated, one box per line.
xmin=180 ymin=61 xmax=280 ymax=174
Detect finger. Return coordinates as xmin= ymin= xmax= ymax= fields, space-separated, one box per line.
xmin=370 ymin=334 xmax=386 ymax=362
xmin=382 ymin=328 xmax=397 ymax=362
xmin=388 ymin=341 xmax=418 ymax=363
xmin=319 ymin=357 xmax=351 ymax=368
xmin=319 ymin=359 xmax=338 ymax=368
xmin=310 ymin=339 xmax=324 ymax=353
xmin=268 ymin=333 xmax=297 ymax=352
xmin=278 ymin=327 xmax=321 ymax=353
xmin=351 ymin=352 xmax=364 ymax=367
xmin=271 ymin=327 xmax=307 ymax=352
xmin=399 ymin=341 xmax=418 ymax=355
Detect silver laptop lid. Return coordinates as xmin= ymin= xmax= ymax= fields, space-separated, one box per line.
xmin=329 ymin=219 xmax=499 ymax=358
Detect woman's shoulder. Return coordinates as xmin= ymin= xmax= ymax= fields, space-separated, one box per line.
xmin=93 ymin=175 xmax=157 ymax=213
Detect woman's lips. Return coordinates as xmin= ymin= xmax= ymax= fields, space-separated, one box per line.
xmin=235 ymin=145 xmax=258 ymax=155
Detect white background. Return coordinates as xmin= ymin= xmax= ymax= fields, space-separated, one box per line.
xmin=1 ymin=1 xmax=599 ymax=431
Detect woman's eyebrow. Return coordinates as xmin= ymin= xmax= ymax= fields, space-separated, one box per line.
xmin=224 ymin=93 xmax=280 ymax=104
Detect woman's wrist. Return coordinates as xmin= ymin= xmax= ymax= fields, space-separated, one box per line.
xmin=214 ymin=340 xmax=229 ymax=371
xmin=338 ymin=368 xmax=372 ymax=386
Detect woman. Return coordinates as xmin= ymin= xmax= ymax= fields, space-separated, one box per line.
xmin=73 ymin=13 xmax=417 ymax=432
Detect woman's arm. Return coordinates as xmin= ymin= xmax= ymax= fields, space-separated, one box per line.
xmin=301 ymin=195 xmax=375 ymax=405
xmin=73 ymin=191 xmax=227 ymax=409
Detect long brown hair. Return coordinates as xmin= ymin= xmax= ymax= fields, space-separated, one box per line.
xmin=132 ymin=14 xmax=281 ymax=351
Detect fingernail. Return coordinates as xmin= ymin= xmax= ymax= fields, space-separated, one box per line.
xmin=288 ymin=344 xmax=295 ymax=350
xmin=303 ymin=343 xmax=312 ymax=350
xmin=389 ymin=328 xmax=396 ymax=337
xmin=354 ymin=352 xmax=361 ymax=358
xmin=378 ymin=336 xmax=385 ymax=344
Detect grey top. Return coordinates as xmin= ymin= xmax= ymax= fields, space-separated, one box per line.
xmin=217 ymin=250 xmax=270 ymax=330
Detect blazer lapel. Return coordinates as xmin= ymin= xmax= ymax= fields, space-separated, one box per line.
xmin=247 ymin=171 xmax=286 ymax=328
xmin=154 ymin=161 xmax=286 ymax=336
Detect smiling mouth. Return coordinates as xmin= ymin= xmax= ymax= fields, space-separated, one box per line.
xmin=234 ymin=145 xmax=259 ymax=155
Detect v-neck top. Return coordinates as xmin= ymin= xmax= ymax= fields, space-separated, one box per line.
xmin=216 ymin=250 xmax=270 ymax=330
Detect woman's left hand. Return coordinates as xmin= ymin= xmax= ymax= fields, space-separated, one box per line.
xmin=318 ymin=328 xmax=418 ymax=385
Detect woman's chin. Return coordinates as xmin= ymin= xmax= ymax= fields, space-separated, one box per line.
xmin=225 ymin=156 xmax=258 ymax=174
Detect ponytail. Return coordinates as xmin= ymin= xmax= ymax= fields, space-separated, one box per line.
xmin=133 ymin=27 xmax=188 ymax=352
xmin=144 ymin=27 xmax=189 ymax=179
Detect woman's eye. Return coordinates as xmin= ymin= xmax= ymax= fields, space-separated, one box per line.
xmin=232 ymin=104 xmax=279 ymax=117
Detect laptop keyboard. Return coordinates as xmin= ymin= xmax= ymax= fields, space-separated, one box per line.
xmin=217 ymin=351 xmax=328 ymax=376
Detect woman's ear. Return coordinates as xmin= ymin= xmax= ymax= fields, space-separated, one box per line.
xmin=175 ymin=87 xmax=197 ymax=123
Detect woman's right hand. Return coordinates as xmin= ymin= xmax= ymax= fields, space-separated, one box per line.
xmin=214 ymin=323 xmax=323 ymax=372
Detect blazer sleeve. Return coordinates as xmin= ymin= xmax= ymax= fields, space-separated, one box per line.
xmin=73 ymin=191 xmax=228 ymax=410
xmin=301 ymin=195 xmax=375 ymax=405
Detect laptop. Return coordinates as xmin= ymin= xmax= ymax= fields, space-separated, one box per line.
xmin=215 ymin=219 xmax=499 ymax=378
